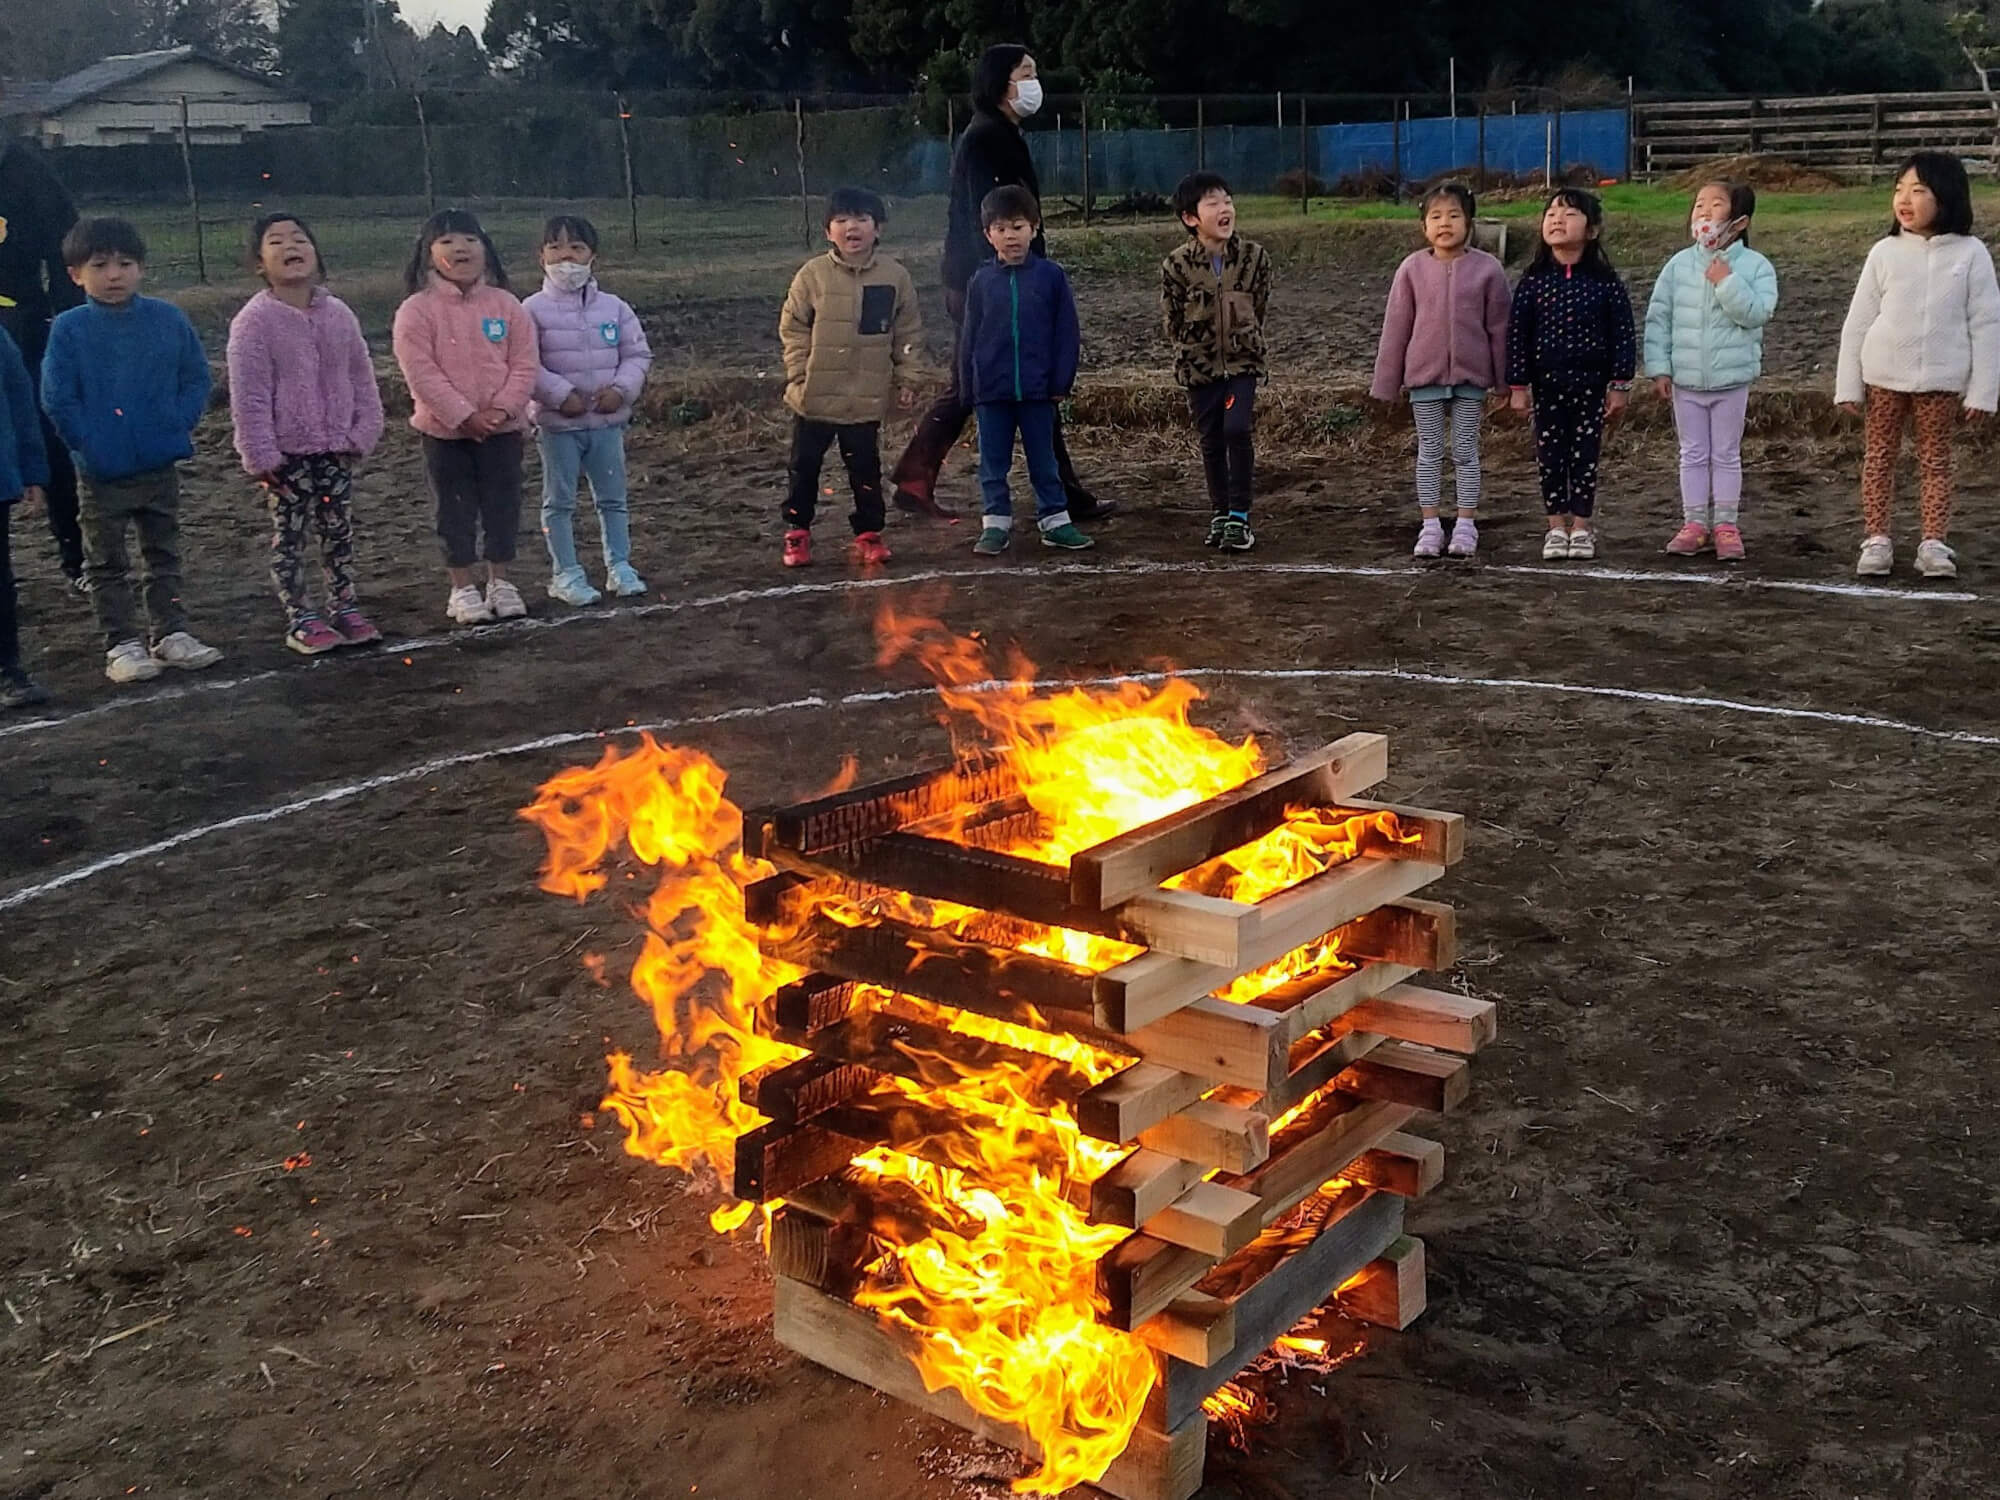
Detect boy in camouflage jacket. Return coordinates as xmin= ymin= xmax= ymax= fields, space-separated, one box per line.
xmin=1162 ymin=171 xmax=1272 ymax=551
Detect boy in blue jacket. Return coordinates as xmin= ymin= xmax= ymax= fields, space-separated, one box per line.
xmin=958 ymin=186 xmax=1093 ymax=555
xmin=42 ymin=217 xmax=221 ymax=684
xmin=1 ymin=326 xmax=51 ymax=709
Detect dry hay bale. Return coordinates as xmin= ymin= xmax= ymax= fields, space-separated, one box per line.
xmin=1667 ymin=154 xmax=1846 ymax=192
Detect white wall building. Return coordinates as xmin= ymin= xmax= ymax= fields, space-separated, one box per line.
xmin=1 ymin=48 xmax=311 ymax=148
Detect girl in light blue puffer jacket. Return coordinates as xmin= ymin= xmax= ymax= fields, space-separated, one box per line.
xmin=1644 ymin=182 xmax=1779 ymax=561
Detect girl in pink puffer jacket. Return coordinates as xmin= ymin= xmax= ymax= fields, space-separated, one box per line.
xmin=523 ymin=215 xmax=653 ymax=606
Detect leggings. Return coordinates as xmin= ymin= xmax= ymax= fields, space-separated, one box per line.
xmin=1531 ymin=374 xmax=1609 ymax=519
xmin=1861 ymin=386 xmax=1957 ymax=540
xmin=265 ymin=454 xmax=356 ymax=620
xmin=1412 ymin=393 xmax=1483 ymax=513
xmin=1672 ymin=385 xmax=1749 ymax=526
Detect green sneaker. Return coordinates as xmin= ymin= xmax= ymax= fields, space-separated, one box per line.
xmin=1220 ymin=518 xmax=1256 ymax=552
xmin=1041 ymin=523 xmax=1096 ymax=551
xmin=972 ymin=526 xmax=1010 ymax=556
xmin=1205 ymin=515 xmax=1227 ymax=548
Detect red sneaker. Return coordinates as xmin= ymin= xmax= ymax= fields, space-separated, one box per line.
xmin=330 ymin=606 xmax=382 ymax=645
xmin=852 ymin=531 xmax=892 ymax=566
xmin=782 ymin=528 xmax=813 ymax=568
xmin=1664 ymin=523 xmax=1709 ymax=556
xmin=1712 ymin=523 xmax=1745 ymax=562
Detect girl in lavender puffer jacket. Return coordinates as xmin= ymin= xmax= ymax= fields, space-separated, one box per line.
xmin=523 ymin=215 xmax=653 ymax=606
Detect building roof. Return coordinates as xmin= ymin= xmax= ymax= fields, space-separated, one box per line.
xmin=1 ymin=48 xmax=294 ymax=119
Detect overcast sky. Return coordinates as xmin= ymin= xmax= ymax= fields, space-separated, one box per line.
xmin=401 ymin=0 xmax=487 ymax=35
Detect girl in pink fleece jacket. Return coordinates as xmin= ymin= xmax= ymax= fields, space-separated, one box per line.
xmin=227 ymin=213 xmax=386 ymax=654
xmin=1371 ymin=183 xmax=1511 ymax=560
xmin=391 ymin=209 xmax=540 ymax=626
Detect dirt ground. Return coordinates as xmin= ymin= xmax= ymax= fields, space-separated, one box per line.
xmin=4 ymin=208 xmax=2000 ymax=1500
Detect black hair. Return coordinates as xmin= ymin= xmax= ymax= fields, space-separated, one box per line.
xmin=61 ymin=216 xmax=146 ymax=268
xmin=1890 ymin=150 xmax=1974 ymax=237
xmin=825 ymin=186 xmax=888 ymax=229
xmin=981 ymin=184 xmax=1041 ymax=229
xmin=1420 ymin=181 xmax=1477 ymax=223
xmin=971 ymin=44 xmax=1030 ymax=115
xmin=1525 ymin=187 xmax=1619 ymax=280
xmin=1173 ymin=171 xmax=1232 ymax=231
xmin=1691 ymin=180 xmax=1756 ymax=247
xmin=248 ymin=211 xmax=325 ymax=280
xmin=541 ymin=214 xmax=599 ymax=253
xmin=404 ymin=207 xmax=508 ymax=294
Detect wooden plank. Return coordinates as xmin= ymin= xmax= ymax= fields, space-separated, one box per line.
xmin=772 ymin=1276 xmax=1209 ymax=1500
xmin=1342 ymin=1132 xmax=1445 ymax=1198
xmin=1070 ymin=733 xmax=1390 ymax=909
xmin=768 ymin=974 xmax=859 ymax=1035
xmin=732 ymin=1118 xmax=867 ymax=1202
xmin=1222 ymin=1094 xmax=1416 ymax=1232
xmin=1124 ymin=997 xmax=1290 ymax=1094
xmin=764 ymin=752 xmax=1020 ymax=854
xmin=1143 ymin=1181 xmax=1263 ymax=1258
xmin=1131 ymin=1293 xmax=1236 ymax=1367
xmin=1096 ymin=1232 xmax=1217 ymax=1332
xmin=1332 ymin=897 xmax=1457 ymax=970
xmin=1090 ymin=1149 xmax=1207 ymax=1228
xmin=737 ymin=1053 xmax=876 ymax=1126
xmin=1248 ymin=960 xmax=1418 ymax=1047
xmin=1136 ymin=1099 xmax=1270 ymax=1174
xmin=1076 ymin=1063 xmax=1212 ymax=1145
xmin=1335 ymin=1234 xmax=1427 ymax=1331
xmin=1340 ymin=984 xmax=1496 ymax=1055
xmin=1339 ymin=1042 xmax=1470 ymax=1114
xmin=766 ymin=1202 xmax=876 ymax=1297
xmin=1248 ymin=1028 xmax=1385 ymax=1118
xmin=1331 ymin=800 xmax=1465 ymax=865
xmin=769 ymin=1008 xmax=1096 ymax=1113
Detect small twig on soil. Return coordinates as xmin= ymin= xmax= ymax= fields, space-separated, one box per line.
xmin=195 ymin=1160 xmax=290 ymax=1198
xmin=1583 ymin=1087 xmax=1637 ymax=1114
xmin=269 ymin=1344 xmax=322 ymax=1368
xmin=84 ymin=1312 xmax=172 ymax=1355
xmin=489 ymin=1445 xmax=514 ymax=1469
xmin=471 ymin=1152 xmax=518 ymax=1183
xmin=259 ymin=1360 xmax=276 ymax=1389
xmin=4 ymin=1298 xmax=21 ymax=1325
xmin=350 ymin=1448 xmax=378 ymax=1478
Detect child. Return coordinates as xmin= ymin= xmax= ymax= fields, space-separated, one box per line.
xmin=777 ymin=186 xmax=920 ymax=569
xmin=1837 ymin=151 xmax=2000 ymax=580
xmin=1 ymin=326 xmax=50 ymax=708
xmin=1371 ymin=182 xmax=1510 ymax=558
xmin=392 ymin=208 xmax=539 ymax=625
xmin=227 ymin=212 xmax=386 ymax=654
xmin=1645 ymin=182 xmax=1779 ymax=562
xmin=1162 ymin=171 xmax=1271 ymax=553
xmin=41 ymin=217 xmax=222 ymax=683
xmin=525 ymin=214 xmax=653 ymax=603
xmin=1506 ymin=188 xmax=1637 ymax=561
xmin=960 ymin=186 xmax=1091 ymax=556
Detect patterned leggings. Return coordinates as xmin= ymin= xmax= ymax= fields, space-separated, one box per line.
xmin=1861 ymin=386 xmax=1956 ymax=540
xmin=1412 ymin=393 xmax=1484 ymax=512
xmin=266 ymin=454 xmax=356 ymax=619
xmin=1531 ymin=374 xmax=1608 ymax=519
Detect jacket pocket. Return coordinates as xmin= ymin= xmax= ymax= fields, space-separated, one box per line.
xmin=858 ymin=285 xmax=897 ymax=336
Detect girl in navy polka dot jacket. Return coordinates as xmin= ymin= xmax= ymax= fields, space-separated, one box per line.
xmin=1506 ymin=188 xmax=1637 ymax=561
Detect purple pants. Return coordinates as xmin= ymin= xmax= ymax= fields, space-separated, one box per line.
xmin=1672 ymin=384 xmax=1749 ymax=525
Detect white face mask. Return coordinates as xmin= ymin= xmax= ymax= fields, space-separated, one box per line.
xmin=546 ymin=260 xmax=593 ymax=292
xmin=1011 ymin=78 xmax=1044 ymax=118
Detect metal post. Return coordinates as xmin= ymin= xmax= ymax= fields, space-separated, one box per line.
xmin=1553 ymin=95 xmax=1563 ymax=183
xmin=1081 ymin=93 xmax=1092 ymax=225
xmin=794 ymin=98 xmax=811 ymax=248
xmin=1054 ymin=113 xmax=1062 ymax=207
xmin=1450 ymin=57 xmax=1457 ymax=120
xmin=1545 ymin=118 xmax=1554 ymax=189
xmin=176 ymin=94 xmax=206 ymax=284
xmin=413 ymin=90 xmax=435 ymax=216
xmin=1299 ymin=96 xmax=1309 ymax=214
xmin=1391 ymin=99 xmax=1402 ymax=193
xmin=947 ymin=97 xmax=954 ymax=143
xmin=1478 ymin=105 xmax=1487 ymax=186
xmin=616 ymin=93 xmax=639 ymax=251
xmin=1625 ymin=76 xmax=1635 ymax=182
xmin=1276 ymin=90 xmax=1283 ymax=131
xmin=1197 ymin=95 xmax=1205 ymax=170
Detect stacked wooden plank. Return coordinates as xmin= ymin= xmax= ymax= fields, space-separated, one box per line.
xmin=1632 ymin=91 xmax=2000 ymax=180
xmin=734 ymin=733 xmax=1490 ymax=1500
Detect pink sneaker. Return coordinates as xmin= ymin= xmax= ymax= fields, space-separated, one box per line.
xmin=782 ymin=528 xmax=813 ymax=569
xmin=852 ymin=531 xmax=892 ymax=566
xmin=1712 ymin=523 xmax=1745 ymax=562
xmin=1665 ymin=523 xmax=1709 ymax=556
xmin=330 ymin=606 xmax=382 ymax=645
xmin=285 ymin=613 xmax=344 ymax=655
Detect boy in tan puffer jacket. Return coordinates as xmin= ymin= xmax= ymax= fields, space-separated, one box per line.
xmin=778 ymin=187 xmax=922 ymax=568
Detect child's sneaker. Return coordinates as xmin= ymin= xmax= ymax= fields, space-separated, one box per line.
xmin=487 ymin=578 xmax=528 ymax=619
xmin=0 ymin=666 xmax=50 ymax=709
xmin=330 ymin=606 xmax=382 ymax=645
xmin=106 ymin=639 xmax=163 ymax=683
xmin=152 ymin=631 xmax=223 ymax=670
xmin=1712 ymin=523 xmax=1745 ymax=562
xmin=1915 ymin=538 xmax=1958 ymax=578
xmin=972 ymin=526 xmax=1010 ymax=557
xmin=1412 ymin=518 xmax=1445 ymax=558
xmin=447 ymin=585 xmax=494 ymax=624
xmin=1447 ymin=518 xmax=1479 ymax=557
xmin=1856 ymin=534 xmax=1893 ymax=577
xmin=1665 ymin=523 xmax=1709 ymax=556
xmin=1206 ymin=515 xmax=1228 ymax=548
xmin=1220 ymin=517 xmax=1255 ymax=552
xmin=1042 ymin=523 xmax=1096 ymax=551
xmin=853 ymin=532 xmax=892 ymax=566
xmin=605 ymin=562 xmax=647 ymax=597
xmin=285 ymin=613 xmax=344 ymax=656
xmin=548 ymin=567 xmax=602 ymax=607
xmin=782 ymin=529 xmax=813 ymax=569
xmin=1567 ymin=529 xmax=1597 ymax=560
xmin=1541 ymin=529 xmax=1571 ymax=561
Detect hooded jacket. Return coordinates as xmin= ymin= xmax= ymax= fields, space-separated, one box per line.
xmin=226 ymin=287 xmax=385 ymax=475
xmin=958 ymin=254 xmax=1080 ymax=406
xmin=1642 ymin=242 xmax=1779 ymax=392
xmin=779 ymin=248 xmax=922 ymax=425
xmin=523 ymin=275 xmax=653 ymax=432
xmin=391 ymin=274 xmax=540 ymax=440
xmin=942 ymin=108 xmax=1047 ymax=295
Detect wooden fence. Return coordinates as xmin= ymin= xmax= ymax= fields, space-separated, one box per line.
xmin=1632 ymin=92 xmax=2000 ymax=179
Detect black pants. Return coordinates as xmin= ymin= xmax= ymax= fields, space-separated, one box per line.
xmin=890 ymin=287 xmax=1094 ymax=507
xmin=785 ymin=417 xmax=884 ymax=535
xmin=1531 ymin=373 xmax=1609 ymax=518
xmin=1189 ymin=376 xmax=1257 ymax=516
xmin=423 ymin=431 xmax=524 ymax=567
xmin=0 ymin=501 xmax=18 ymax=672
xmin=41 ymin=418 xmax=81 ymax=577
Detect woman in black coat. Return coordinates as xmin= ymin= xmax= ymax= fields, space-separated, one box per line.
xmin=890 ymin=45 xmax=1112 ymax=522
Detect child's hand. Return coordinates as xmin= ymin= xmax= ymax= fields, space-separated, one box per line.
xmin=1653 ymin=376 xmax=1673 ymax=401
xmin=1837 ymin=401 xmax=1863 ymax=418
xmin=558 ymin=391 xmax=588 ymax=418
xmin=593 ymin=387 xmax=624 ymax=414
xmin=16 ymin=484 xmax=43 ymax=514
xmin=1605 ymin=389 xmax=1629 ymax=422
xmin=1965 ymin=406 xmax=1991 ymax=425
xmin=465 ymin=408 xmax=509 ymax=438
xmin=898 ymin=386 xmax=917 ymax=411
xmin=1704 ymin=257 xmax=1732 ymax=285
xmin=1509 ymin=388 xmax=1531 ymax=417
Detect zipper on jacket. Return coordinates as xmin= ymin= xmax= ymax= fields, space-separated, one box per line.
xmin=1444 ymin=256 xmax=1456 ymax=380
xmin=1010 ymin=268 xmax=1022 ymax=400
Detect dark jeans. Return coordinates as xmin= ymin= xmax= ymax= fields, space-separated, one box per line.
xmin=423 ymin=431 xmax=524 ymax=567
xmin=784 ymin=417 xmax=884 ymax=535
xmin=1531 ymin=373 xmax=1609 ymax=518
xmin=975 ymin=401 xmax=1068 ymax=527
xmin=81 ymin=466 xmax=186 ymax=648
xmin=892 ymin=287 xmax=1094 ymax=506
xmin=1189 ymin=375 xmax=1257 ymax=516
xmin=0 ymin=501 xmax=18 ymax=671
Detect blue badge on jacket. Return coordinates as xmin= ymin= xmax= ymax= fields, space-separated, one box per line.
xmin=482 ymin=317 xmax=506 ymax=342
xmin=599 ymin=322 xmax=620 ymax=345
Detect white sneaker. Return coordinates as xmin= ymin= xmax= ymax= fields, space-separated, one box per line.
xmin=547 ymin=568 xmax=601 ymax=607
xmin=487 ymin=578 xmax=528 ymax=619
xmin=1447 ymin=518 xmax=1480 ymax=557
xmin=105 ymin=638 xmax=164 ymax=684
xmin=1542 ymin=529 xmax=1571 ymax=560
xmin=1568 ymin=529 xmax=1597 ymax=560
xmin=1412 ymin=519 xmax=1445 ymax=558
xmin=447 ymin=585 xmax=494 ymax=624
xmin=605 ymin=562 xmax=647 ymax=597
xmin=1915 ymin=539 xmax=1958 ymax=579
xmin=151 ymin=631 xmax=223 ymax=669
xmin=1856 ymin=534 xmax=1893 ymax=577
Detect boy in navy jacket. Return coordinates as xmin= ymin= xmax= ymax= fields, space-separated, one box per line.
xmin=958 ymin=186 xmax=1093 ymax=555
xmin=0 ymin=326 xmax=51 ymax=708
xmin=42 ymin=218 xmax=221 ymax=683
